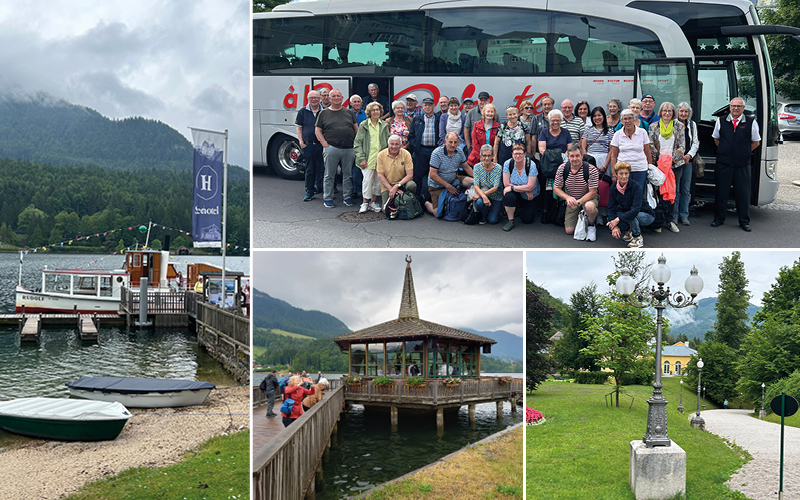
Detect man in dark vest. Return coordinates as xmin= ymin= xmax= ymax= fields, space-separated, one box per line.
xmin=711 ymin=97 xmax=761 ymax=231
xmin=261 ymin=370 xmax=280 ymax=417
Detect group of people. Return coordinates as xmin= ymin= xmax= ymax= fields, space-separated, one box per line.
xmin=297 ymin=83 xmax=760 ymax=244
xmin=259 ymin=369 xmax=329 ymax=427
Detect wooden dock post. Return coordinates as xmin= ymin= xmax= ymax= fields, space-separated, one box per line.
xmin=20 ymin=315 xmax=41 ymax=342
xmin=390 ymin=406 xmax=398 ymax=428
xmin=496 ymin=401 xmax=503 ymax=419
xmin=468 ymin=404 xmax=476 ymax=424
xmin=510 ymin=399 xmax=517 ymax=412
xmin=436 ymin=407 xmax=444 ymax=430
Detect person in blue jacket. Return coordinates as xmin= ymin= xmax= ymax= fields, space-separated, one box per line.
xmin=606 ymin=161 xmax=655 ymax=248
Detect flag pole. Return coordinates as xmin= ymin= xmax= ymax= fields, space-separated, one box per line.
xmin=221 ymin=129 xmax=228 ymax=308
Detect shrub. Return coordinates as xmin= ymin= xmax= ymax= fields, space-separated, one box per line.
xmin=342 ymin=375 xmax=362 ymax=383
xmin=574 ymin=371 xmax=611 ymax=384
xmin=373 ymin=376 xmax=394 ymax=387
xmin=443 ymin=377 xmax=461 ymax=385
xmin=405 ymin=377 xmax=425 ymax=386
xmin=764 ymin=370 xmax=800 ymax=415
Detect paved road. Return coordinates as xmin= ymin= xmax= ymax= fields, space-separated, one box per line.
xmin=701 ymin=409 xmax=800 ymax=500
xmin=252 ymin=141 xmax=800 ymax=248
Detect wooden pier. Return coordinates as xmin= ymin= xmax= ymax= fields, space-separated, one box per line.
xmin=253 ymin=386 xmax=344 ymax=500
xmin=0 ymin=313 xmax=123 ymax=342
xmin=196 ymin=300 xmax=250 ymax=383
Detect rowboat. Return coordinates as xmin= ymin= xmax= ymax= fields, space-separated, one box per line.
xmin=0 ymin=398 xmax=132 ymax=441
xmin=66 ymin=376 xmax=215 ymax=408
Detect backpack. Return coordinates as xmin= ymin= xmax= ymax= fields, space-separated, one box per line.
xmin=561 ymin=161 xmax=591 ymax=184
xmin=259 ymin=377 xmax=267 ymax=391
xmin=539 ymin=148 xmax=563 ymax=178
xmin=279 ymin=377 xmax=289 ymax=388
xmin=279 ymin=397 xmax=295 ymax=416
xmin=437 ymin=189 xmax=469 ymax=221
xmin=395 ymin=190 xmax=423 ymax=220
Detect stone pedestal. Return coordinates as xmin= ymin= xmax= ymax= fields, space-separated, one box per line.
xmin=689 ymin=415 xmax=705 ymax=430
xmin=629 ymin=440 xmax=686 ymax=500
xmin=759 ymin=409 xmax=766 ymax=419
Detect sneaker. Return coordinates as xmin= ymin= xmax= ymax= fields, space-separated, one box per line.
xmin=586 ymin=225 xmax=596 ymax=242
xmin=623 ymin=230 xmax=632 ymax=242
xmin=343 ymin=197 xmax=355 ymax=207
xmin=369 ymin=201 xmax=382 ymax=212
xmin=503 ymin=220 xmax=515 ymax=231
xmin=479 ymin=218 xmax=487 ymax=225
xmin=303 ymin=192 xmax=314 ymax=202
xmin=359 ymin=203 xmax=368 ymax=214
xmin=679 ymin=217 xmax=690 ymax=226
xmin=323 ymin=200 xmax=335 ymax=208
xmin=668 ymin=221 xmax=680 ymax=233
xmin=627 ymin=235 xmax=644 ymax=248
xmin=653 ymin=227 xmax=662 ymax=233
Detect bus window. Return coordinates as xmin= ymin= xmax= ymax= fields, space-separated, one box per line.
xmin=254 ymin=17 xmax=325 ymax=73
xmin=697 ymin=60 xmax=757 ymax=122
xmin=636 ymin=61 xmax=692 ymax=111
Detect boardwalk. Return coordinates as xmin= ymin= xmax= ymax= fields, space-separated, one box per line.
xmin=252 ymin=404 xmax=286 ymax=451
xmin=702 ymin=409 xmax=800 ymax=499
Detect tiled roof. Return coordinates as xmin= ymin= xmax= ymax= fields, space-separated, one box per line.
xmin=662 ymin=344 xmax=697 ymax=357
xmin=333 ymin=317 xmax=496 ymax=347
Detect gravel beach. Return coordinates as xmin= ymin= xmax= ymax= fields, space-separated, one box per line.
xmin=0 ymin=385 xmax=249 ymax=500
xmin=701 ymin=409 xmax=800 ymax=500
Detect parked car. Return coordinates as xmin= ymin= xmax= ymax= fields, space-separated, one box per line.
xmin=778 ymin=101 xmax=800 ymax=140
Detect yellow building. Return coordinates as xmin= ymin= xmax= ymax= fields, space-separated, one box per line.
xmin=661 ymin=342 xmax=697 ymax=376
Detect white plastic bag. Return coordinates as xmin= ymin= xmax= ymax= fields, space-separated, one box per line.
xmin=647 ymin=164 xmax=666 ymax=187
xmin=573 ymin=210 xmax=588 ymax=240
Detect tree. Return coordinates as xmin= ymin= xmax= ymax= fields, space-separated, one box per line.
xmin=754 ymin=258 xmax=800 ymax=326
xmin=526 ymin=281 xmax=556 ymax=391
xmin=707 ymin=251 xmax=751 ymax=349
xmin=606 ymin=251 xmax=652 ymax=295
xmin=150 ymin=239 xmax=162 ymax=251
xmin=761 ymin=0 xmax=800 ymax=99
xmin=253 ymin=0 xmax=292 ymax=12
xmin=553 ymin=283 xmax=601 ymax=371
xmin=683 ymin=341 xmax=738 ymax=405
xmin=580 ymin=297 xmax=662 ymax=407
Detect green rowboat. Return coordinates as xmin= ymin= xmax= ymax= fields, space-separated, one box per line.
xmin=0 ymin=398 xmax=132 ymax=441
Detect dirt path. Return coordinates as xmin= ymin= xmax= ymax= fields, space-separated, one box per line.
xmin=0 ymin=385 xmax=249 ymax=500
xmin=701 ymin=409 xmax=800 ymax=499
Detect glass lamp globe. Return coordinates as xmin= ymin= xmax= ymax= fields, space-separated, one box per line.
xmin=762 ymin=383 xmax=765 ymax=388
xmin=685 ymin=266 xmax=704 ymax=296
xmin=616 ymin=269 xmax=636 ymax=297
xmin=652 ymin=254 xmax=671 ymax=285
xmin=697 ymin=358 xmax=704 ymax=369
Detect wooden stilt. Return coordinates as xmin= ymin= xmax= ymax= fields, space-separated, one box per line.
xmin=391 ymin=406 xmax=398 ymax=427
xmin=496 ymin=400 xmax=503 ymax=419
xmin=469 ymin=403 xmax=476 ymax=424
xmin=436 ymin=407 xmax=444 ymax=430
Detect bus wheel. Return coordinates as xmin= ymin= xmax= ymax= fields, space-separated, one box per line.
xmin=269 ymin=135 xmax=303 ymax=180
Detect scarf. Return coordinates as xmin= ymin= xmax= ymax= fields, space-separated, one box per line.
xmin=659 ymin=119 xmax=674 ymax=140
xmin=616 ymin=181 xmax=627 ymax=196
xmin=445 ymin=112 xmax=462 ymax=135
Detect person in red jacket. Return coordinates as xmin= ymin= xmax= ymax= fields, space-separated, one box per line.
xmin=281 ymin=375 xmax=315 ymax=427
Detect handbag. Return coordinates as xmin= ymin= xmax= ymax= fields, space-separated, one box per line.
xmin=573 ymin=210 xmax=588 ymax=241
xmin=694 ymin=155 xmax=705 ymax=178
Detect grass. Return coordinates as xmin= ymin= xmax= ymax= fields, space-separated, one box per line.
xmin=65 ymin=430 xmax=249 ymax=500
xmin=254 ymin=327 xmax=314 ymax=340
xmin=363 ymin=426 xmax=523 ymax=500
xmin=751 ymin=409 xmax=800 ymax=428
xmin=527 ymin=378 xmax=753 ymax=500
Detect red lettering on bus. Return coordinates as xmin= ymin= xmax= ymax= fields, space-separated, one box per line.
xmin=284 ymin=85 xmax=298 ymax=109
xmin=460 ymin=84 xmax=476 ymax=111
xmin=394 ymin=83 xmax=440 ymax=103
xmin=513 ymin=85 xmax=536 ymax=109
xmin=532 ymin=93 xmax=551 ymax=115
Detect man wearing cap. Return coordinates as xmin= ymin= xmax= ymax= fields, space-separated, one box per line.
xmin=711 ymin=97 xmax=760 ymax=232
xmin=436 ymin=96 xmax=449 ymax=121
xmin=640 ymin=94 xmax=658 ymax=129
xmin=405 ymin=94 xmax=423 ymax=119
xmin=464 ymin=91 xmax=491 ymax=151
xmin=408 ymin=97 xmax=441 ymax=198
xmin=366 ymin=83 xmax=391 ymax=120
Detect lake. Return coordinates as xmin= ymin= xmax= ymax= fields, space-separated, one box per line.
xmin=0 ymin=252 xmax=249 ymax=447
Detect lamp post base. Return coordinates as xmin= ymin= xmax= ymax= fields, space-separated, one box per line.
xmin=630 ymin=440 xmax=686 ymax=500
xmin=759 ymin=409 xmax=766 ymax=419
xmin=689 ymin=415 xmax=705 ymax=430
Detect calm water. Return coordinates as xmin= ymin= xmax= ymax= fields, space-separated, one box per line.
xmin=254 ymin=373 xmax=521 ymax=500
xmin=0 ymin=252 xmax=248 ymax=447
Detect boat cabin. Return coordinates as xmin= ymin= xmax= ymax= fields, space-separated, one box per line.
xmin=334 ymin=258 xmax=496 ymax=379
xmin=124 ymin=250 xmax=180 ymax=289
xmin=41 ymin=269 xmax=129 ymax=298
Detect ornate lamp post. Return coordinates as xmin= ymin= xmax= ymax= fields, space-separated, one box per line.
xmin=678 ymin=378 xmax=684 ymax=414
xmin=760 ymin=383 xmax=766 ymax=418
xmin=691 ymin=358 xmax=705 ymax=429
xmin=616 ymin=255 xmax=703 ymax=447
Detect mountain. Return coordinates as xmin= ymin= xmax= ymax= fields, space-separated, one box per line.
xmin=460 ymin=328 xmax=523 ymax=361
xmin=0 ymin=92 xmax=247 ymax=181
xmin=666 ymin=296 xmax=761 ymax=340
xmin=251 ymin=289 xmax=351 ymax=339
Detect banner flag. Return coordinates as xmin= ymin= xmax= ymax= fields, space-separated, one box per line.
xmin=190 ymin=128 xmax=225 ymax=248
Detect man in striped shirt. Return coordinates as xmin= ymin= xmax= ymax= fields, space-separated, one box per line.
xmin=553 ymin=144 xmax=599 ymax=241
xmin=560 ymin=99 xmax=585 ymax=144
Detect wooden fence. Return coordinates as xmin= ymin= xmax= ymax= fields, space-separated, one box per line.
xmin=253 ymin=386 xmax=345 ymax=500
xmin=196 ymin=301 xmax=250 ymax=383
xmin=120 ymin=287 xmax=185 ymax=314
xmin=329 ymin=377 xmax=522 ymax=407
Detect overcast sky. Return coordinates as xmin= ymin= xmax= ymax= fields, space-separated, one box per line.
xmin=527 ymin=250 xmax=799 ymax=327
xmin=0 ymin=0 xmax=249 ymax=167
xmin=252 ymin=251 xmax=525 ymax=336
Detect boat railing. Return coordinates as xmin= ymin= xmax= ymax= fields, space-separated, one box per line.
xmin=253 ymin=386 xmax=344 ymax=500
xmin=328 ymin=376 xmax=522 ymax=405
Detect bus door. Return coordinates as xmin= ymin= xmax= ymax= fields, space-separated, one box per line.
xmin=312 ymin=78 xmax=352 ymax=103
xmin=694 ymin=56 xmax=761 ymax=203
xmin=352 ymin=77 xmax=392 ymax=111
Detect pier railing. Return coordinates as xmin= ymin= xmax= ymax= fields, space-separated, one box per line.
xmin=120 ymin=287 xmax=185 ymax=314
xmin=196 ymin=301 xmax=250 ymax=383
xmin=253 ymin=386 xmax=344 ymax=500
xmin=185 ymin=290 xmax=200 ymax=318
xmin=197 ymin=302 xmax=249 ymax=347
xmin=329 ymin=377 xmax=523 ymax=406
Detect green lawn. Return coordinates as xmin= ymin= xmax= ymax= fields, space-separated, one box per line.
xmin=254 ymin=327 xmax=315 ymax=340
xmin=65 ymin=430 xmax=249 ymax=500
xmin=752 ymin=409 xmax=800 ymax=428
xmin=527 ymin=378 xmax=752 ymax=500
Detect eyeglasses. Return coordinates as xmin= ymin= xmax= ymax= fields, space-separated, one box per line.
xmin=523 ymin=106 xmax=533 ymax=110
xmin=730 ymin=105 xmax=744 ymax=108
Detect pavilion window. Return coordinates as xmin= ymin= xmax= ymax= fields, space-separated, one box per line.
xmin=449 ymin=344 xmax=462 ymax=376
xmin=350 ymin=343 xmax=366 ymax=376
xmin=404 ymin=340 xmax=424 ymax=377
xmin=367 ymin=343 xmax=385 ymax=376
xmin=386 ymin=342 xmax=404 ymax=377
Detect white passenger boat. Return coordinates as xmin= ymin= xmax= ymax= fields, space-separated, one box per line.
xmin=15 ymin=268 xmax=130 ymax=314
xmin=66 ymin=376 xmax=216 ymax=408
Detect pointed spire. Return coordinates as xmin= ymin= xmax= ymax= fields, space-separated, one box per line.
xmin=398 ymin=255 xmax=419 ymax=319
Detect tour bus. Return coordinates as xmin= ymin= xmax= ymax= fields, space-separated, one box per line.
xmin=254 ymin=0 xmax=799 ymax=206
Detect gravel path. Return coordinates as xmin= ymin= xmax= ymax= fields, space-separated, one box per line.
xmin=0 ymin=385 xmax=249 ymax=500
xmin=701 ymin=409 xmax=800 ymax=500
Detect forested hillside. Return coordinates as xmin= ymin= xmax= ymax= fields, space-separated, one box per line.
xmin=252 ymin=289 xmax=351 ymax=339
